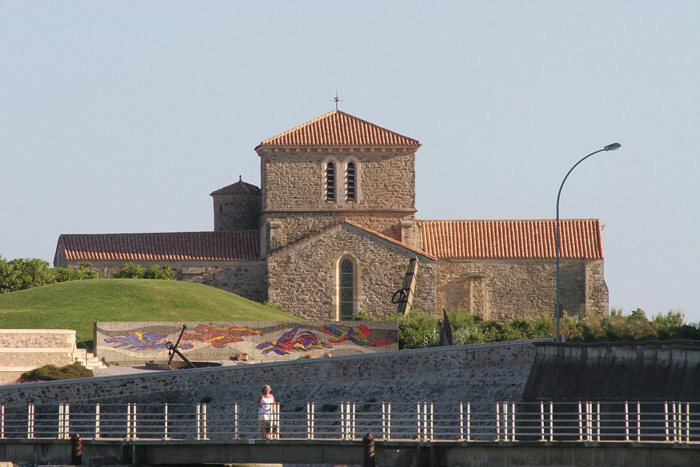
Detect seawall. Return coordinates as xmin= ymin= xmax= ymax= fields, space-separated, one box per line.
xmin=523 ymin=340 xmax=700 ymax=401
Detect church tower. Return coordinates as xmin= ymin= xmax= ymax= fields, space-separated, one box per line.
xmin=255 ymin=110 xmax=422 ymax=255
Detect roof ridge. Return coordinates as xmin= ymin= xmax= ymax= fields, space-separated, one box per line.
xmin=257 ymin=110 xmax=420 ymax=148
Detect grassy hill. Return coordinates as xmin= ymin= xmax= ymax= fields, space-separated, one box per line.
xmin=0 ymin=279 xmax=298 ymax=345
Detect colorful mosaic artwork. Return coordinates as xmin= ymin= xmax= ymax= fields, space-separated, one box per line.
xmin=320 ymin=324 xmax=393 ymax=347
xmin=182 ymin=324 xmax=263 ymax=348
xmin=104 ymin=332 xmax=195 ymax=351
xmin=256 ymin=326 xmax=332 ymax=356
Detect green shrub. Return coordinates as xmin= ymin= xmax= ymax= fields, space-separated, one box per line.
xmin=19 ymin=363 xmax=93 ymax=382
xmin=113 ymin=263 xmax=174 ymax=279
xmin=113 ymin=263 xmax=146 ymax=278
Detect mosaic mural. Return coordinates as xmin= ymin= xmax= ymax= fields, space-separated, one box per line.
xmin=95 ymin=321 xmax=398 ymax=364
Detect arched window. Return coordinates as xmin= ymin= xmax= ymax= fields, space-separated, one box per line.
xmin=339 ymin=258 xmax=354 ymax=320
xmin=325 ymin=162 xmax=336 ymax=202
xmin=345 ymin=162 xmax=356 ymax=202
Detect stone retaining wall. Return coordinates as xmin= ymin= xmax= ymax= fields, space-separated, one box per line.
xmin=0 ymin=341 xmax=542 ymax=410
xmin=0 ymin=330 xmax=77 ymax=384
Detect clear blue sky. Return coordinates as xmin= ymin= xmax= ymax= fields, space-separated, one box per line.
xmin=2 ymin=1 xmax=698 ymax=322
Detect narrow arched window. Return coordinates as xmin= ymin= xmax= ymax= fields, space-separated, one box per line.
xmin=339 ymin=258 xmax=354 ymax=320
xmin=346 ymin=162 xmax=356 ymax=202
xmin=325 ymin=162 xmax=336 ymax=202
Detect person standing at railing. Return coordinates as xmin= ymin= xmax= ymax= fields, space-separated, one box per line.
xmin=258 ymin=385 xmax=276 ymax=439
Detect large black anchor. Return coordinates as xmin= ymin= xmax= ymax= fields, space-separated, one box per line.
xmin=165 ymin=325 xmax=196 ymax=369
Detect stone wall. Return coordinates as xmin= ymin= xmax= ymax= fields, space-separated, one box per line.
xmin=258 ymin=148 xmax=417 ymax=213
xmin=435 ymin=258 xmax=606 ymax=319
xmin=0 ymin=330 xmax=77 ymax=383
xmin=262 ymin=211 xmax=415 ymax=253
xmin=94 ymin=321 xmax=398 ymax=364
xmin=0 ymin=341 xmax=541 ymax=409
xmin=212 ymin=194 xmax=261 ymax=231
xmin=178 ymin=261 xmax=267 ymax=303
xmin=267 ymin=223 xmax=437 ymax=320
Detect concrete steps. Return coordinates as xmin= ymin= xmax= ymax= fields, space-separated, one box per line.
xmin=73 ymin=348 xmax=107 ymax=370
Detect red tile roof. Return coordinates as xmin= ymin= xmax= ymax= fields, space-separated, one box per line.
xmin=56 ymin=231 xmax=259 ymax=263
xmin=267 ymin=220 xmax=437 ymax=260
xmin=210 ymin=177 xmax=261 ymax=196
xmin=257 ymin=110 xmax=421 ymax=148
xmin=418 ymin=219 xmax=604 ymax=259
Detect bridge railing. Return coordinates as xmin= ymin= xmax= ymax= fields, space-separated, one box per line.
xmin=0 ymin=401 xmax=697 ymax=443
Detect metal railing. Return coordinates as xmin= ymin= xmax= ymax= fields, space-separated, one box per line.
xmin=0 ymin=401 xmax=697 ymax=443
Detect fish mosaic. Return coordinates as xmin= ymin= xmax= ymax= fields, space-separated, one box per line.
xmin=320 ymin=324 xmax=393 ymax=347
xmin=256 ymin=326 xmax=332 ymax=355
xmin=104 ymin=331 xmax=195 ymax=351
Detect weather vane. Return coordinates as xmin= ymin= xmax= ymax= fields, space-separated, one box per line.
xmin=332 ymin=90 xmax=343 ymax=110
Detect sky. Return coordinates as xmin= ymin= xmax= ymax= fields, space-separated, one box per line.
xmin=1 ymin=1 xmax=698 ymax=322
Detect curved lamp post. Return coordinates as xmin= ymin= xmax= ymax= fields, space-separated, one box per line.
xmin=555 ymin=142 xmax=621 ymax=342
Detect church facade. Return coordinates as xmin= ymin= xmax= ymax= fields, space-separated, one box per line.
xmin=54 ymin=110 xmax=608 ymax=321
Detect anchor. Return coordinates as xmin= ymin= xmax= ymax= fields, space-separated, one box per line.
xmin=165 ymin=325 xmax=196 ymax=369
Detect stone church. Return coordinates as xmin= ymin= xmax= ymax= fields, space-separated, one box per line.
xmin=54 ymin=110 xmax=608 ymax=321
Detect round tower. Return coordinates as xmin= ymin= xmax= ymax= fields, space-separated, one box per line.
xmin=210 ymin=176 xmax=262 ymax=231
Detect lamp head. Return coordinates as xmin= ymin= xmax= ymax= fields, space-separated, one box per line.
xmin=604 ymin=142 xmax=621 ymax=151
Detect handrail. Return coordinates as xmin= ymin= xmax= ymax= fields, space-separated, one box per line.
xmin=0 ymin=401 xmax=696 ymax=444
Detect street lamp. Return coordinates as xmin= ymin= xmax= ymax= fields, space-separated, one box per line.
xmin=555 ymin=142 xmax=621 ymax=342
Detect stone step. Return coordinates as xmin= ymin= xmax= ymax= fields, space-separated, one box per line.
xmin=74 ymin=349 xmax=107 ymax=370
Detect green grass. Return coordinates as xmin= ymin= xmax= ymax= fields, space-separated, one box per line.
xmin=0 ymin=279 xmax=298 ymax=345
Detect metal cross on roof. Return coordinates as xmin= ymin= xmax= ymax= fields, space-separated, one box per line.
xmin=332 ymin=90 xmax=343 ymax=110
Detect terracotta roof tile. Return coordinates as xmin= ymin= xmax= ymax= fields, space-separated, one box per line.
xmin=56 ymin=231 xmax=259 ymax=263
xmin=257 ymin=110 xmax=421 ymax=148
xmin=418 ymin=219 xmax=604 ymax=259
xmin=210 ymin=177 xmax=261 ymax=196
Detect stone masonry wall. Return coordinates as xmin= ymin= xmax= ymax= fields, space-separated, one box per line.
xmin=212 ymin=194 xmax=261 ymax=231
xmin=0 ymin=341 xmax=541 ymax=410
xmin=263 ymin=211 xmax=415 ymax=252
xmin=436 ymin=259 xmax=600 ymax=320
xmin=259 ymin=148 xmax=416 ymax=213
xmin=268 ymin=223 xmax=436 ymax=320
xmin=0 ymin=330 xmax=77 ymax=383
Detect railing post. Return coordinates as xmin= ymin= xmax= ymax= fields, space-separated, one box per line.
xmin=341 ymin=402 xmax=346 ymax=440
xmin=234 ymin=403 xmax=239 ymax=440
xmin=637 ymin=402 xmax=641 ymax=443
xmin=549 ymin=401 xmax=554 ymax=442
xmin=685 ymin=402 xmax=690 ymax=443
xmin=133 ymin=403 xmax=138 ymax=440
xmin=503 ymin=402 xmax=509 ymax=441
xmin=624 ymin=401 xmax=629 ymax=442
xmin=0 ymin=404 xmax=4 ymax=439
xmin=578 ymin=401 xmax=583 ymax=442
xmin=203 ymin=403 xmax=208 ymax=440
xmin=307 ymin=402 xmax=315 ymax=439
xmin=596 ymin=402 xmax=601 ymax=442
xmin=163 ymin=403 xmax=169 ymax=440
xmin=664 ymin=401 xmax=669 ymax=442
xmin=387 ymin=402 xmax=391 ymax=441
xmin=95 ymin=403 xmax=100 ymax=440
xmin=459 ymin=402 xmax=464 ymax=441
xmin=466 ymin=402 xmax=471 ymax=442
xmin=496 ymin=402 xmax=501 ymax=442
xmin=511 ymin=402 xmax=516 ymax=441
xmin=540 ymin=401 xmax=545 ymax=441
xmin=27 ymin=403 xmax=35 ymax=439
xmin=430 ymin=402 xmax=434 ymax=441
